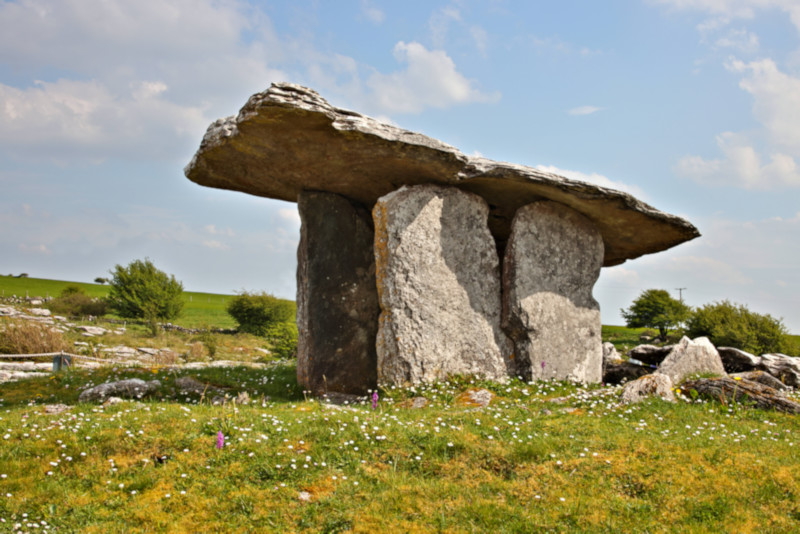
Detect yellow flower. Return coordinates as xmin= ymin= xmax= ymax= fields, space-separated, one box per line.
xmin=733 ymin=377 xmax=742 ymax=381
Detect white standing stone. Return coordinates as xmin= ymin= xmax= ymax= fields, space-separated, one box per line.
xmin=502 ymin=201 xmax=604 ymax=383
xmin=373 ymin=185 xmax=511 ymax=385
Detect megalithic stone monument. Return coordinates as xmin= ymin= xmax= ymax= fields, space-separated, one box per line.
xmin=186 ymin=82 xmax=700 ymax=392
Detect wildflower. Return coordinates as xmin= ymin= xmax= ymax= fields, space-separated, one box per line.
xmin=372 ymin=391 xmax=379 ymax=411
xmin=216 ymin=431 xmax=225 ymax=449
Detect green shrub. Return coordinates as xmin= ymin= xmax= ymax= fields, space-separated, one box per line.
xmin=686 ymin=300 xmax=788 ymax=355
xmin=48 ymin=286 xmax=108 ymax=317
xmin=226 ymin=292 xmax=295 ymax=337
xmin=264 ymin=322 xmax=298 ymax=359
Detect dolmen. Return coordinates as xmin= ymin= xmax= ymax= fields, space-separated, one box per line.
xmin=186 ymin=82 xmax=699 ymax=395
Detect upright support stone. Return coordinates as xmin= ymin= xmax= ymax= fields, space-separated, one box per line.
xmin=297 ymin=191 xmax=379 ymax=395
xmin=502 ymin=201 xmax=603 ymax=383
xmin=373 ymin=185 xmax=511 ymax=385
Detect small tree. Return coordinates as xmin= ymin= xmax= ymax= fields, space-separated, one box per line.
xmin=107 ymin=259 xmax=184 ymax=336
xmin=686 ymin=300 xmax=787 ymax=355
xmin=621 ymin=289 xmax=690 ymax=342
xmin=226 ymin=292 xmax=295 ymax=337
xmin=94 ymin=277 xmax=108 ymax=285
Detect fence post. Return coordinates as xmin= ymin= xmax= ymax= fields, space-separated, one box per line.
xmin=52 ymin=351 xmax=72 ymax=372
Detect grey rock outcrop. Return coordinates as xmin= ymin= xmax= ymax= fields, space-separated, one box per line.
xmin=186 ymin=83 xmax=699 ymax=266
xmin=621 ymin=374 xmax=675 ymax=404
xmin=374 ymin=185 xmax=510 ymax=385
xmin=656 ymin=336 xmax=726 ymax=384
xmin=296 ymin=191 xmax=379 ymax=395
xmin=78 ymin=379 xmax=161 ymax=403
xmin=502 ymin=201 xmax=603 ymax=383
xmin=758 ymin=353 xmax=800 ymax=388
xmin=717 ymin=347 xmax=761 ymax=373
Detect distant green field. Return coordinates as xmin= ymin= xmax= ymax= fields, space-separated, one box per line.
xmin=0 ymin=275 xmax=296 ymax=330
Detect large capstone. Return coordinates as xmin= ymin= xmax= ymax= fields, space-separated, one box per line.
xmin=186 ymin=83 xmax=700 ymax=267
xmin=296 ymin=191 xmax=379 ymax=395
xmin=373 ymin=185 xmax=511 ymax=385
xmin=502 ymin=201 xmax=603 ymax=383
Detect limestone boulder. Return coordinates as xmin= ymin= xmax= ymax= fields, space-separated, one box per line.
xmin=186 ymin=83 xmax=700 ymax=266
xmin=502 ymin=201 xmax=603 ymax=383
xmin=656 ymin=336 xmax=726 ymax=384
xmin=78 ymin=379 xmax=161 ymax=403
xmin=758 ymin=353 xmax=800 ymax=388
xmin=717 ymin=347 xmax=761 ymax=373
xmin=296 ymin=191 xmax=379 ymax=395
xmin=621 ymin=374 xmax=675 ymax=404
xmin=374 ymin=185 xmax=510 ymax=385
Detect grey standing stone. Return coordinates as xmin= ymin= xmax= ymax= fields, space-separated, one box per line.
xmin=502 ymin=201 xmax=604 ymax=383
xmin=297 ymin=192 xmax=380 ymax=395
xmin=373 ymin=185 xmax=510 ymax=385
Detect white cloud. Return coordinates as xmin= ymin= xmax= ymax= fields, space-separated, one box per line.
xmin=367 ymin=41 xmax=499 ymax=114
xmin=729 ymin=58 xmax=800 ymax=152
xmin=535 ymin=165 xmax=647 ymax=198
xmin=360 ymin=0 xmax=385 ymax=24
xmin=18 ymin=243 xmax=51 ymax=255
xmin=203 ymin=240 xmax=230 ymax=251
xmin=677 ymin=59 xmax=800 ymax=189
xmin=677 ymin=132 xmax=800 ymax=189
xmin=429 ymin=6 xmax=462 ymax=49
xmin=714 ymin=28 xmax=759 ymax=52
xmin=0 ymin=0 xmax=285 ymax=161
xmin=568 ymin=105 xmax=604 ymax=116
xmin=651 ymin=0 xmax=800 ymax=33
xmin=0 ymin=78 xmax=208 ymax=160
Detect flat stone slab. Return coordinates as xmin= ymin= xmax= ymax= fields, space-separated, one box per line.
xmin=186 ymin=83 xmax=700 ymax=266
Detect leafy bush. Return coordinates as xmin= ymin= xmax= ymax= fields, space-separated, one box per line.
xmin=686 ymin=300 xmax=788 ymax=355
xmin=48 ymin=285 xmax=107 ymax=317
xmin=107 ymin=258 xmax=184 ymax=336
xmin=226 ymin=292 xmax=295 ymax=337
xmin=0 ymin=320 xmax=68 ymax=354
xmin=621 ymin=289 xmax=690 ymax=342
xmin=264 ymin=322 xmax=298 ymax=359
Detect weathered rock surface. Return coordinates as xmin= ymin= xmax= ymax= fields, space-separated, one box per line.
xmin=730 ymin=371 xmax=790 ymax=391
xmin=657 ymin=337 xmax=726 ymax=384
xmin=374 ymin=185 xmax=510 ymax=385
xmin=717 ymin=346 xmax=761 ymax=373
xmin=78 ymin=379 xmax=161 ymax=403
xmin=758 ymin=353 xmax=800 ymax=388
xmin=296 ymin=191 xmax=380 ymax=395
xmin=502 ymin=201 xmax=603 ymax=383
xmin=682 ymin=376 xmax=800 ymax=414
xmin=621 ymin=374 xmax=675 ymax=404
xmin=186 ymin=82 xmax=700 ymax=266
xmin=627 ymin=344 xmax=673 ymax=366
xmin=603 ymin=360 xmax=651 ymax=385
xmin=717 ymin=347 xmax=761 ymax=373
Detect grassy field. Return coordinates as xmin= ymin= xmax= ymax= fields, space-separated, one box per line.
xmin=1 ymin=364 xmax=799 ymax=532
xmin=0 ymin=275 xmax=292 ymax=330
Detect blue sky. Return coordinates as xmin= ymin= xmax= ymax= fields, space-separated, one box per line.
xmin=1 ymin=0 xmax=799 ymax=332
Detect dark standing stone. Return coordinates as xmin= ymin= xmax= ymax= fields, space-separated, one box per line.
xmin=296 ymin=192 xmax=379 ymax=395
